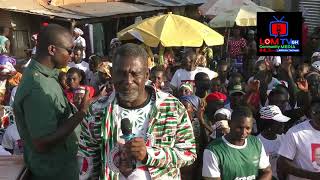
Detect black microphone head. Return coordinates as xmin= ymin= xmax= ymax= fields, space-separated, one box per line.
xmin=121 ymin=118 xmax=132 ymax=136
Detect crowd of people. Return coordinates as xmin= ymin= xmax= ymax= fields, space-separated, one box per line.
xmin=0 ymin=22 xmax=320 ymax=180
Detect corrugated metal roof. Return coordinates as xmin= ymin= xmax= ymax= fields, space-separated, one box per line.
xmin=0 ymin=0 xmax=165 ymax=20
xmin=60 ymin=2 xmax=165 ymax=18
xmin=136 ymin=0 xmax=205 ymax=7
xmin=299 ymin=0 xmax=320 ymax=33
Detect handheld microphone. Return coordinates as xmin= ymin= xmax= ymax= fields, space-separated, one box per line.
xmin=120 ymin=118 xmax=136 ymax=170
xmin=121 ymin=118 xmax=135 ymax=142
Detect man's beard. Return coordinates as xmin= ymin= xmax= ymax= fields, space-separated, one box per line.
xmin=118 ymin=91 xmax=139 ymax=103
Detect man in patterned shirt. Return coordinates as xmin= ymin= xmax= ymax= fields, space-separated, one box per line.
xmin=78 ymin=43 xmax=196 ymax=180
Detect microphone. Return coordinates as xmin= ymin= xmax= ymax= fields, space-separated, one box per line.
xmin=120 ymin=118 xmax=136 ymax=170
xmin=121 ymin=118 xmax=135 ymax=142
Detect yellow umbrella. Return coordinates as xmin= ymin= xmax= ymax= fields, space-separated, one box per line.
xmin=117 ymin=13 xmax=224 ymax=47
xmin=209 ymin=5 xmax=274 ymax=27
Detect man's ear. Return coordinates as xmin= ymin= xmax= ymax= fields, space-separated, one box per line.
xmin=145 ymin=68 xmax=150 ymax=81
xmin=48 ymin=45 xmax=55 ymax=56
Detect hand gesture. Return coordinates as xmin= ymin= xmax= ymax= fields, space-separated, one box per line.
xmin=125 ymin=137 xmax=147 ymax=162
xmin=197 ymin=102 xmax=205 ymax=120
xmin=249 ymin=80 xmax=260 ymax=92
xmin=78 ymin=88 xmax=91 ymax=113
xmin=98 ymin=86 xmax=108 ymax=97
xmin=297 ymin=79 xmax=308 ymax=92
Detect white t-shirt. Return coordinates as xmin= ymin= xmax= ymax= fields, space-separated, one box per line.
xmin=112 ymin=96 xmax=155 ymax=180
xmin=170 ymin=67 xmax=218 ymax=88
xmin=202 ymin=136 xmax=270 ymax=178
xmin=278 ymin=120 xmax=320 ymax=180
xmin=1 ymin=124 xmax=22 ymax=155
xmin=257 ymin=134 xmax=284 ymax=179
xmin=74 ymin=36 xmax=86 ymax=58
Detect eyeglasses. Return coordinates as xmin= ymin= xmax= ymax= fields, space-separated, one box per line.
xmin=55 ymin=45 xmax=74 ymax=55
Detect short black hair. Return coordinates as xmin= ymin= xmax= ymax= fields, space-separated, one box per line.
xmin=67 ymin=67 xmax=86 ymax=85
xmin=231 ymin=106 xmax=253 ymax=122
xmin=195 ymin=72 xmax=209 ymax=81
xmin=268 ymin=89 xmax=287 ymax=99
xmin=37 ymin=24 xmax=71 ymax=54
xmin=89 ymin=55 xmax=102 ymax=64
xmin=113 ymin=43 xmax=148 ymax=67
xmin=151 ymin=65 xmax=165 ymax=74
xmin=183 ymin=49 xmax=197 ymax=62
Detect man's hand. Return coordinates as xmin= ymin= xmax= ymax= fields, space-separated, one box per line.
xmin=125 ymin=138 xmax=147 ymax=162
xmin=296 ymin=79 xmax=308 ymax=92
xmin=78 ymin=88 xmax=91 ymax=113
xmin=249 ymin=80 xmax=260 ymax=92
xmin=119 ymin=145 xmax=134 ymax=177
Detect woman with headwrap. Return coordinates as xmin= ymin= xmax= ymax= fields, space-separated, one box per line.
xmin=73 ymin=27 xmax=86 ymax=58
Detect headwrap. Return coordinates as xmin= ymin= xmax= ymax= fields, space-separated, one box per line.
xmin=214 ymin=108 xmax=231 ymax=120
xmin=97 ymin=62 xmax=112 ymax=78
xmin=206 ymin=92 xmax=227 ymax=103
xmin=180 ymin=95 xmax=200 ymax=111
xmin=110 ymin=38 xmax=121 ymax=49
xmin=0 ymin=55 xmax=16 ymax=75
xmin=74 ymin=28 xmax=84 ymax=36
xmin=179 ymin=83 xmax=193 ymax=93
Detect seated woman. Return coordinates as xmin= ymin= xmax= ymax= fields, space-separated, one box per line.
xmin=64 ymin=68 xmax=95 ymax=105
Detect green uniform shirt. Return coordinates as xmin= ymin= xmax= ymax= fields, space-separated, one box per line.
xmin=13 ymin=60 xmax=79 ymax=180
xmin=204 ymin=136 xmax=267 ymax=180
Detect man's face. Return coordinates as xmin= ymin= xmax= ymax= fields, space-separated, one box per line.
xmin=218 ymin=65 xmax=228 ymax=80
xmin=112 ymin=56 xmax=149 ymax=104
xmin=211 ymin=79 xmax=221 ymax=92
xmin=269 ymin=94 xmax=288 ymax=112
xmin=183 ymin=55 xmax=196 ymax=71
xmin=229 ymin=117 xmax=253 ymax=141
xmin=52 ymin=33 xmax=74 ymax=69
xmin=67 ymin=72 xmax=81 ymax=90
xmin=73 ymin=50 xmax=82 ymax=64
xmin=315 ymin=148 xmax=320 ymax=165
xmin=150 ymin=71 xmax=164 ymax=89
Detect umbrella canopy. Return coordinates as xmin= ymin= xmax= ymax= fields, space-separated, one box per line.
xmin=117 ymin=13 xmax=224 ymax=47
xmin=199 ymin=0 xmax=258 ymax=16
xmin=209 ymin=5 xmax=274 ymax=27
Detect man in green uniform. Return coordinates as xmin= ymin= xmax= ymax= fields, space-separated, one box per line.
xmin=202 ymin=106 xmax=272 ymax=180
xmin=13 ymin=24 xmax=90 ymax=180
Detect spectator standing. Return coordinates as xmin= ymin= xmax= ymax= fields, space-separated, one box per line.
xmin=202 ymin=107 xmax=272 ymax=180
xmin=277 ymin=99 xmax=320 ymax=180
xmin=13 ymin=24 xmax=90 ymax=180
